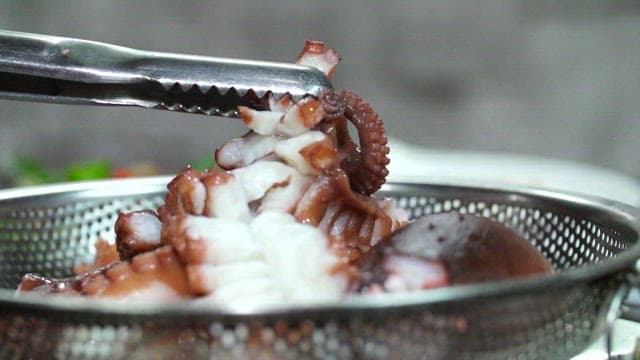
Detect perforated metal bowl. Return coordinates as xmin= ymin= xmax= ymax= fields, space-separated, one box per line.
xmin=0 ymin=177 xmax=639 ymax=359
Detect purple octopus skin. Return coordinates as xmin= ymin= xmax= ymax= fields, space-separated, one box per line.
xmin=354 ymin=213 xmax=554 ymax=293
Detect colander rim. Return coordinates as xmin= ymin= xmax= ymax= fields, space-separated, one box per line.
xmin=0 ymin=177 xmax=638 ymax=318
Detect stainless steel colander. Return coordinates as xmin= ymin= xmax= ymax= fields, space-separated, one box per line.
xmin=0 ymin=177 xmax=639 ymax=359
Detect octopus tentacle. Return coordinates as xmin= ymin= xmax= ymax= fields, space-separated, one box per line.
xmin=318 ymin=90 xmax=389 ymax=196
xmin=158 ymin=166 xmax=206 ymax=222
xmin=293 ymin=169 xmax=403 ymax=262
xmin=18 ymin=246 xmax=190 ymax=300
xmin=115 ymin=210 xmax=162 ymax=260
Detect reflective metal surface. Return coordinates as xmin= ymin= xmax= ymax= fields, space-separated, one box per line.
xmin=0 ymin=30 xmax=332 ymax=117
xmin=0 ymin=178 xmax=639 ymax=359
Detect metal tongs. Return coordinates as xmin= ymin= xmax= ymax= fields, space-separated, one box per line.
xmin=0 ymin=30 xmax=332 ymax=117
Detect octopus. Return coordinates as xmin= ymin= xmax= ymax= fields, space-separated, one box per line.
xmin=19 ymin=246 xmax=190 ymax=300
xmin=17 ymin=41 xmax=553 ymax=304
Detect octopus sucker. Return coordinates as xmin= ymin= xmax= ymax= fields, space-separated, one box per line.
xmin=345 ymin=210 xmax=366 ymax=245
xmin=115 ymin=210 xmax=162 ymax=260
xmin=158 ymin=166 xmax=205 ymax=220
xmin=318 ymin=201 xmax=344 ymax=235
xmin=293 ymin=176 xmax=334 ymax=225
xmin=296 ymin=40 xmax=340 ymax=80
xmin=358 ymin=215 xmax=376 ymax=245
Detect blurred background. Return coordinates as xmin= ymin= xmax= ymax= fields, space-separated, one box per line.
xmin=1 ymin=1 xmax=639 ymax=187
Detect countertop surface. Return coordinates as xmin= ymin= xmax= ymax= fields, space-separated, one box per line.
xmin=388 ymin=139 xmax=640 ymax=207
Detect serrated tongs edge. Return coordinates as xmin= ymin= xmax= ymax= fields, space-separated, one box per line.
xmin=0 ymin=29 xmax=332 ymax=117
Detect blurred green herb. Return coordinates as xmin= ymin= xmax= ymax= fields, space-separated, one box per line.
xmin=13 ymin=157 xmax=112 ymax=186
xmin=13 ymin=157 xmax=62 ymax=185
xmin=190 ymin=155 xmax=216 ymax=172
xmin=63 ymin=160 xmax=111 ymax=181
xmin=12 ymin=154 xmax=213 ymax=186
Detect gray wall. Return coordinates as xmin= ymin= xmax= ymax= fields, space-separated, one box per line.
xmin=1 ymin=1 xmax=639 ymax=177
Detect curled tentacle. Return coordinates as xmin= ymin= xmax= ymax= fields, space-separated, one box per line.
xmin=319 ymin=90 xmax=345 ymax=119
xmin=318 ymin=90 xmax=390 ymax=196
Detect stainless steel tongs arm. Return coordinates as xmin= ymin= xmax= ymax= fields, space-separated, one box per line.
xmin=0 ymin=30 xmax=333 ymax=117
